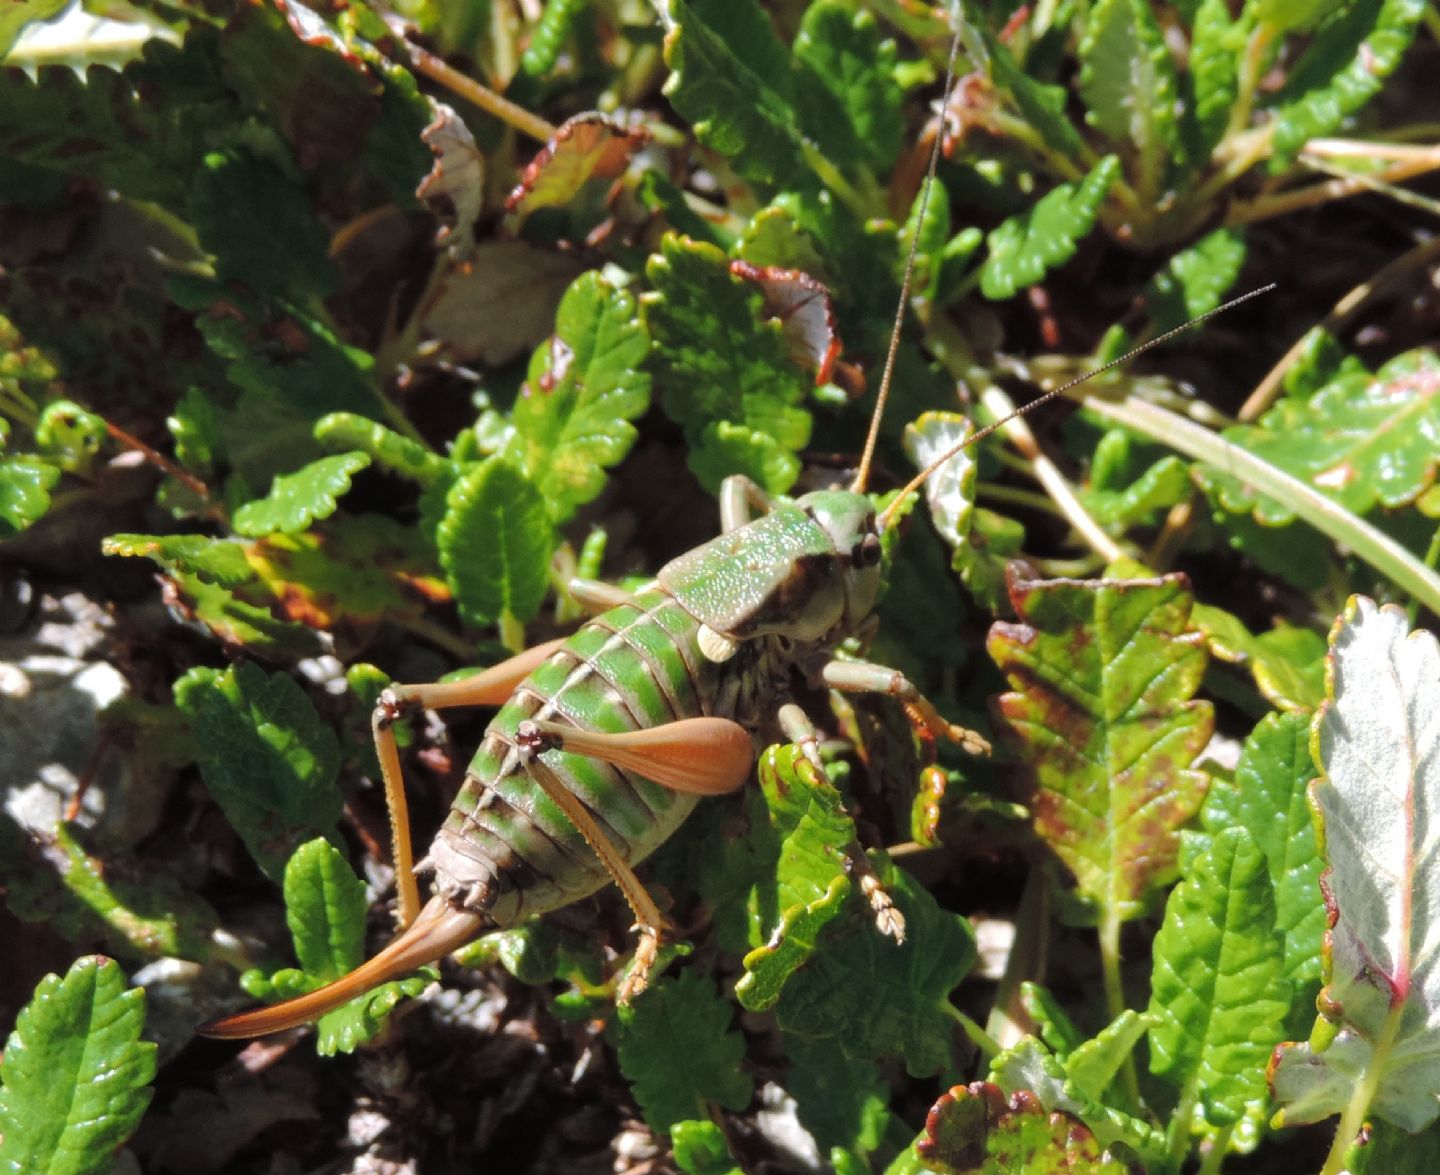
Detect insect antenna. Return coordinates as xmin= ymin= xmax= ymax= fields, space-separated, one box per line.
xmin=851 ymin=26 xmax=963 ymax=495
xmin=874 ymin=282 xmax=1277 ymax=531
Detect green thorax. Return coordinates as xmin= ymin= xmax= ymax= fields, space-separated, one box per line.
xmin=657 ymin=490 xmax=880 ymax=643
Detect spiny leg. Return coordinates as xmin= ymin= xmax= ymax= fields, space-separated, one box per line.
xmin=373 ymin=638 xmax=569 ymax=925
xmin=774 ymin=703 xmax=905 ymax=944
xmin=820 ymin=658 xmax=991 ymax=756
xmin=514 ymin=714 xmax=754 ymax=1001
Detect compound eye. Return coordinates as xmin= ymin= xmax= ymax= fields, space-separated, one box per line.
xmin=852 ymin=532 xmax=882 ymax=567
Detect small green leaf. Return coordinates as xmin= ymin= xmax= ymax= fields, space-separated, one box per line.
xmin=436 ymin=457 xmax=554 ymax=627
xmin=232 ymin=451 xmax=371 ymax=537
xmin=1143 ymin=227 xmax=1248 ymax=333
xmin=1268 ymin=0 xmax=1425 ymax=159
xmin=987 ymin=567 xmax=1213 ymax=922
xmin=980 ymin=156 xmax=1119 ymax=301
xmin=1078 ymin=0 xmax=1178 ymax=195
xmin=0 ymin=957 xmax=156 ymax=1175
xmin=1018 ymin=982 xmax=1085 ymax=1060
xmin=103 ymin=533 xmax=256 ymax=588
xmin=35 ymin=399 xmax=105 ymax=473
xmin=661 ymin=0 xmax=807 ymax=188
xmin=643 ymin=235 xmax=812 ymax=494
xmin=508 ymin=272 xmax=652 ymax=524
xmin=671 ymin=1119 xmax=743 ymax=1175
xmin=173 ymin=662 xmax=342 ymax=879
xmin=617 ymin=970 xmax=753 ymax=1131
xmin=314 ymin=413 xmax=447 ymax=488
xmin=1186 ymin=0 xmax=1251 ymax=155
xmin=0 ymin=455 xmax=59 ymax=536
xmin=242 ymin=839 xmax=432 ymax=1055
xmin=1150 ymin=827 xmax=1291 ymax=1127
xmin=162 ymin=568 xmax=327 ymax=658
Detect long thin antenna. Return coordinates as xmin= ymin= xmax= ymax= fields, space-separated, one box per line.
xmin=875 ymin=283 xmax=1279 ymax=531
xmin=852 ymin=27 xmax=964 ymax=494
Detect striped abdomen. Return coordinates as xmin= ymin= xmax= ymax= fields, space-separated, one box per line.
xmin=427 ymin=584 xmax=760 ymax=926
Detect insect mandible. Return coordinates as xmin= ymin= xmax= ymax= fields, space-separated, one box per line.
xmin=197 ymin=26 xmax=1264 ymax=1042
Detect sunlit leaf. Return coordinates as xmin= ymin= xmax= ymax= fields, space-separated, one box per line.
xmin=980 ymin=157 xmax=1119 ymax=301
xmin=987 ymin=567 xmax=1212 ymax=922
xmin=0 ymin=957 xmax=155 ymax=1175
xmin=173 ymin=662 xmax=342 ymax=879
xmin=1271 ymin=598 xmax=1440 ymax=1132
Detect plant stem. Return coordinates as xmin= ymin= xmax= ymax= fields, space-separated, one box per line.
xmin=1077 ymin=391 xmax=1440 ymax=619
xmin=1098 ymin=906 xmax=1143 ymax=1109
xmin=1319 ymin=1008 xmax=1403 ymax=1175
xmin=943 ymin=1000 xmax=1001 ymax=1062
xmin=406 ymin=41 xmax=557 ymax=143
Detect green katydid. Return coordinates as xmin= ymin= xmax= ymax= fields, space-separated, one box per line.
xmin=198 ymin=25 xmax=1269 ymax=1042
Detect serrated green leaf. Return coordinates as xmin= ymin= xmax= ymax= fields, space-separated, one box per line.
xmin=736 ymin=745 xmax=860 ymax=1007
xmin=771 ymin=868 xmax=976 ymax=1077
xmin=661 ymin=0 xmax=807 ymax=188
xmin=1199 ymin=347 xmax=1440 ymax=523
xmin=792 ymin=1 xmax=903 ymax=173
xmin=1019 ymin=982 xmax=1086 ymax=1059
xmin=507 ymin=272 xmax=651 ymax=524
xmin=239 ymin=839 xmax=432 ymax=1055
xmin=671 ymin=1119 xmax=743 ymax=1175
xmin=644 ymin=235 xmax=812 ymax=494
xmin=173 ymin=662 xmax=342 ymax=879
xmin=0 ymin=36 xmax=227 ymax=209
xmin=1084 ymin=451 xmax=1191 ymax=527
xmin=0 ymin=455 xmax=59 ymax=536
xmin=1268 ymin=0 xmax=1424 ymax=160
xmin=0 ymin=957 xmax=155 ymax=1175
xmin=1192 ymin=712 xmax=1323 ymax=1014
xmin=1150 ymin=827 xmax=1290 ymax=1127
xmin=232 ymin=451 xmax=371 ymax=537
xmin=314 ymin=413 xmax=447 ymax=487
xmin=1078 ymin=0 xmax=1178 ymax=196
xmin=1143 ymin=227 xmax=1248 ymax=333
xmin=1186 ymin=0 xmax=1251 ymax=155
xmin=102 ymin=533 xmax=256 ymax=587
xmin=980 ymin=157 xmax=1119 ymax=301
xmin=617 ymin=970 xmax=753 ymax=1131
xmin=436 ymin=457 xmax=553 ymax=627
xmin=1271 ymin=599 xmax=1440 ymax=1132
xmin=987 ymin=567 xmax=1212 ymax=922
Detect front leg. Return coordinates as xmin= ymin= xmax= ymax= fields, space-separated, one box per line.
xmin=820 ymin=659 xmax=991 ymax=756
xmin=719 ymin=474 xmax=773 ymax=532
